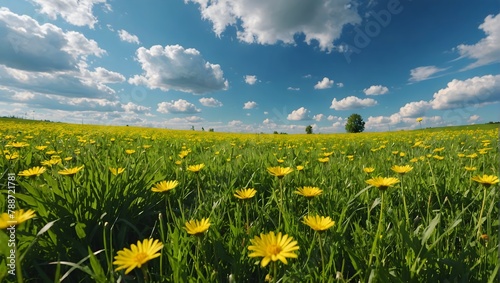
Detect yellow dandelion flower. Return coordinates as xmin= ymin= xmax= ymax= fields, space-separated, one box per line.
xmin=294 ymin=186 xmax=322 ymax=198
xmin=391 ymin=165 xmax=413 ymax=175
xmin=267 ymin=166 xmax=293 ymax=178
xmin=125 ymin=149 xmax=136 ymax=155
xmin=471 ymin=175 xmax=499 ymax=188
xmin=302 ymin=215 xmax=335 ymax=231
xmin=318 ymin=157 xmax=329 ymax=163
xmin=464 ymin=166 xmax=476 ymax=172
xmin=184 ymin=218 xmax=210 ymax=235
xmin=151 ymin=180 xmax=179 ymax=193
xmin=113 ymin=239 xmax=163 ymax=274
xmin=363 ymin=167 xmax=375 ymax=173
xmin=18 ymin=166 xmax=46 ymax=177
xmin=248 ymin=231 xmax=299 ymax=267
xmin=416 ymin=117 xmax=423 ymax=122
xmin=35 ymin=146 xmax=48 ymax=151
xmin=296 ymin=165 xmax=304 ymax=171
xmin=0 ymin=209 xmax=36 ymax=229
xmin=5 ymin=152 xmax=19 ymax=160
xmin=58 ymin=165 xmax=84 ymax=176
xmin=432 ymin=155 xmax=444 ymax=160
xmin=109 ymin=167 xmax=125 ymax=176
xmin=234 ymin=188 xmax=257 ymax=200
xmin=187 ymin=164 xmax=205 ymax=173
xmin=366 ymin=177 xmax=400 ymax=191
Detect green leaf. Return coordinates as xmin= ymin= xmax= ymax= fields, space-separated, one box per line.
xmin=421 ymin=213 xmax=440 ymax=246
xmin=75 ymin=222 xmax=87 ymax=239
xmin=88 ymin=247 xmax=107 ymax=283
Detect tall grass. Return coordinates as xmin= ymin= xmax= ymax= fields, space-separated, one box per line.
xmin=0 ymin=119 xmax=498 ymax=282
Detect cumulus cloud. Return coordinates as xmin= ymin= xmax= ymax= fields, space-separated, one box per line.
xmin=186 ymin=0 xmax=361 ymax=51
xmin=314 ymin=77 xmax=334 ymax=89
xmin=365 ymin=114 xmax=444 ymax=131
xmin=118 ymin=29 xmax=140 ymax=44
xmin=0 ymin=8 xmax=105 ymax=72
xmin=409 ymin=66 xmax=447 ymax=82
xmin=456 ymin=13 xmax=500 ymax=70
xmin=287 ymin=107 xmax=311 ymax=121
xmin=129 ymin=45 xmax=228 ymax=94
xmin=398 ymin=100 xmax=431 ymax=118
xmin=29 ymin=0 xmax=109 ymax=28
xmin=199 ymin=97 xmax=223 ymax=107
xmin=327 ymin=115 xmax=339 ymax=121
xmin=313 ymin=113 xmax=324 ymax=121
xmin=157 ymin=99 xmax=201 ymax=114
xmin=243 ymin=101 xmax=258 ymax=109
xmin=336 ymin=82 xmax=344 ymax=88
xmin=228 ymin=120 xmax=243 ymax=127
xmin=244 ymin=75 xmax=258 ymax=85
xmin=430 ymin=74 xmax=500 ymax=110
xmin=363 ymin=85 xmax=389 ymax=95
xmin=468 ymin=115 xmax=480 ymax=123
xmin=330 ymin=96 xmax=377 ymax=110
xmin=121 ymin=102 xmax=150 ymax=114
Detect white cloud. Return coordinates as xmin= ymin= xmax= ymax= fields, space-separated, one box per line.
xmin=287 ymin=107 xmax=311 ymax=121
xmin=363 ymin=85 xmax=388 ymax=95
xmin=327 ymin=115 xmax=342 ymax=121
xmin=129 ymin=45 xmax=228 ymax=94
xmin=0 ymin=8 xmax=105 ymax=72
xmin=263 ymin=118 xmax=273 ymax=124
xmin=244 ymin=75 xmax=258 ymax=85
xmin=430 ymin=74 xmax=500 ymax=110
xmin=468 ymin=115 xmax=480 ymax=123
xmin=365 ymin=114 xmax=445 ymax=131
xmin=243 ymin=101 xmax=258 ymax=109
xmin=314 ymin=77 xmax=334 ymax=89
xmin=330 ymin=96 xmax=377 ymax=110
xmin=313 ymin=113 xmax=324 ymax=122
xmin=409 ymin=66 xmax=447 ymax=82
xmin=12 ymin=91 xmax=35 ymax=101
xmin=398 ymin=100 xmax=431 ymax=118
xmin=118 ymin=29 xmax=140 ymax=44
xmin=157 ymin=99 xmax=201 ymax=114
xmin=186 ymin=0 xmax=361 ymax=51
xmin=199 ymin=97 xmax=223 ymax=107
xmin=228 ymin=120 xmax=243 ymax=127
xmin=336 ymin=82 xmax=344 ymax=88
xmin=29 ymin=0 xmax=109 ymax=28
xmin=263 ymin=111 xmax=269 ymax=115
xmin=287 ymin=87 xmax=300 ymax=91
xmin=457 ymin=13 xmax=500 ymax=70
xmin=121 ymin=102 xmax=150 ymax=114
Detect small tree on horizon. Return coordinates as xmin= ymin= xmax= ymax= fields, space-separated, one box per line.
xmin=305 ymin=125 xmax=313 ymax=134
xmin=345 ymin=113 xmax=365 ymax=133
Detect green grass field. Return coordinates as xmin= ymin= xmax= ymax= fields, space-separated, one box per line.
xmin=0 ymin=119 xmax=498 ymax=282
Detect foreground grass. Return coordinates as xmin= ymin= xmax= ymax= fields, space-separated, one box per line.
xmin=0 ymin=119 xmax=498 ymax=282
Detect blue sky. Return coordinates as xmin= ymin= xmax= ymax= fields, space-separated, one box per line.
xmin=0 ymin=0 xmax=499 ymax=133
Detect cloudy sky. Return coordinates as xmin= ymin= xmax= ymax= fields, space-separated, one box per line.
xmin=0 ymin=0 xmax=499 ymax=133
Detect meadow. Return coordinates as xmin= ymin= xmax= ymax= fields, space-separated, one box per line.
xmin=0 ymin=118 xmax=498 ymax=282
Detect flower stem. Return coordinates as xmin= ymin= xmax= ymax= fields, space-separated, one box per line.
xmin=317 ymin=232 xmax=326 ymax=283
xmin=401 ymin=176 xmax=410 ymax=228
xmin=369 ymin=191 xmax=385 ymax=266
xmin=477 ymin=187 xmax=487 ymax=237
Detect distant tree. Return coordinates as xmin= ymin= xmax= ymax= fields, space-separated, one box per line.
xmin=208 ymin=128 xmax=214 ymax=132
xmin=345 ymin=113 xmax=365 ymax=133
xmin=273 ymin=131 xmax=279 ymax=134
xmin=191 ymin=125 xmax=195 ymax=131
xmin=202 ymin=127 xmax=205 ymax=131
xmin=305 ymin=125 xmax=313 ymax=134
